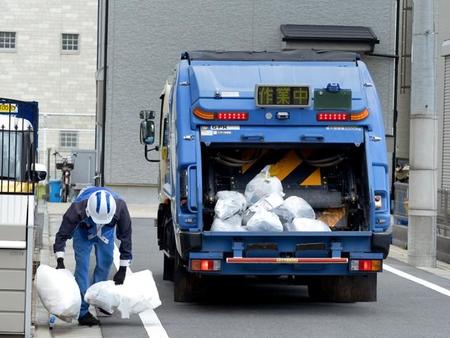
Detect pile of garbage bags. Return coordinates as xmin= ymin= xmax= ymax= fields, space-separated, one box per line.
xmin=211 ymin=166 xmax=331 ymax=232
xmin=85 ymin=269 xmax=161 ymax=319
xmin=36 ymin=265 xmax=81 ymax=322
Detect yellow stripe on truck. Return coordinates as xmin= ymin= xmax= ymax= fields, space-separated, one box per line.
xmin=300 ymin=167 xmax=322 ymax=186
xmin=269 ymin=150 xmax=302 ymax=181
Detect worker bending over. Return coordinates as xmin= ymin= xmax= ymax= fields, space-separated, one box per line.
xmin=53 ymin=186 xmax=132 ymax=326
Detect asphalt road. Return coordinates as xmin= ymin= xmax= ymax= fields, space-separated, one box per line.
xmin=100 ymin=219 xmax=450 ymax=338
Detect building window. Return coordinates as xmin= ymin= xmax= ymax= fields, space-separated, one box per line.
xmin=61 ymin=33 xmax=79 ymax=52
xmin=0 ymin=32 xmax=16 ymax=50
xmin=60 ymin=131 xmax=79 ymax=148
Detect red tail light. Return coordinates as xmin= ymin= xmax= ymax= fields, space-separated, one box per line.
xmin=191 ymin=259 xmax=221 ymax=271
xmin=317 ymin=112 xmax=350 ymax=121
xmin=350 ymin=259 xmax=382 ymax=272
xmin=193 ymin=107 xmax=248 ymax=121
xmin=216 ymin=112 xmax=248 ymax=120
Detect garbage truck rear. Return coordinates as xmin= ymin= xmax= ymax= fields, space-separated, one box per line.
xmin=139 ymin=50 xmax=392 ymax=302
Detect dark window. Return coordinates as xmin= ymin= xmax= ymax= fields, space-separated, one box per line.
xmin=0 ymin=32 xmax=16 ymax=49
xmin=62 ymin=33 xmax=79 ymax=51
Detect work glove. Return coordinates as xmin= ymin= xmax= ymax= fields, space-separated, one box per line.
xmin=56 ymin=257 xmax=65 ymax=269
xmin=113 ymin=266 xmax=126 ymax=285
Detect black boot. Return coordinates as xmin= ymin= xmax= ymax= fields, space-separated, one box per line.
xmin=97 ymin=307 xmax=113 ymax=316
xmin=78 ymin=312 xmax=100 ymax=326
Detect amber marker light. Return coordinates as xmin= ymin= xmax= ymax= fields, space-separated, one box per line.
xmin=350 ymin=108 xmax=369 ymax=121
xmin=193 ymin=107 xmax=215 ymax=120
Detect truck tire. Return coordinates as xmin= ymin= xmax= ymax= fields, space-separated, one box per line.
xmin=308 ymin=274 xmax=377 ymax=302
xmin=174 ymin=254 xmax=201 ymax=302
xmin=163 ymin=254 xmax=175 ymax=281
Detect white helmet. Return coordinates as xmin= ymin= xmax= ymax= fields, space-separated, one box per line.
xmin=86 ymin=190 xmax=117 ymax=224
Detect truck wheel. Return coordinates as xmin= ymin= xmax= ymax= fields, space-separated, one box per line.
xmin=163 ymin=254 xmax=175 ymax=281
xmin=308 ymin=274 xmax=377 ymax=302
xmin=174 ymin=254 xmax=201 ymax=302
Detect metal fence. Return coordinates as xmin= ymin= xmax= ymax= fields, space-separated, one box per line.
xmin=393 ymin=182 xmax=409 ymax=226
xmin=393 ymin=182 xmax=450 ymax=237
xmin=0 ymin=115 xmax=36 ymax=195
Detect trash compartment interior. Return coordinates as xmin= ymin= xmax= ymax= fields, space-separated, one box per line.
xmin=201 ymin=143 xmax=370 ymax=231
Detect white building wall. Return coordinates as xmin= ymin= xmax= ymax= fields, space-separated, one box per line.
xmin=0 ymin=0 xmax=97 ymax=176
xmin=100 ymin=0 xmax=397 ymax=204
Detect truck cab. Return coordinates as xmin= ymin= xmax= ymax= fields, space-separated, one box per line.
xmin=140 ymin=50 xmax=392 ymax=302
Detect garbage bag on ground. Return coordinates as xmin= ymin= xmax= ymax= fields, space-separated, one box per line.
xmin=274 ymin=196 xmax=315 ymax=226
xmin=210 ymin=214 xmax=246 ymax=231
xmin=244 ymin=166 xmax=284 ymax=205
xmin=36 ymin=264 xmax=81 ymax=322
xmin=85 ymin=269 xmax=161 ymax=319
xmin=242 ymin=193 xmax=284 ymax=225
xmin=286 ymin=218 xmax=331 ymax=232
xmin=214 ymin=190 xmax=247 ymax=219
xmin=83 ymin=280 xmax=119 ymax=314
xmin=245 ymin=209 xmax=283 ymax=232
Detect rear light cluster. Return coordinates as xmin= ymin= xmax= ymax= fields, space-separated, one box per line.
xmin=194 ymin=107 xmax=369 ymax=122
xmin=191 ymin=259 xmax=222 ymax=271
xmin=216 ymin=112 xmax=248 ymax=120
xmin=317 ymin=112 xmax=350 ymax=121
xmin=317 ymin=108 xmax=369 ymax=122
xmin=194 ymin=108 xmax=248 ymax=121
xmin=350 ymin=259 xmax=382 ymax=272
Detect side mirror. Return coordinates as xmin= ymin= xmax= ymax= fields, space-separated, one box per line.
xmin=29 ymin=163 xmax=47 ymax=182
xmin=140 ymin=120 xmax=155 ymax=145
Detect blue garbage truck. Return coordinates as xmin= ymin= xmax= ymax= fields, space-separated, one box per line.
xmin=140 ymin=50 xmax=392 ymax=302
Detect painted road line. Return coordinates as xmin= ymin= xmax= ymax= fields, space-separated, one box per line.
xmin=384 ymin=264 xmax=450 ymax=297
xmin=113 ymin=244 xmax=169 ymax=338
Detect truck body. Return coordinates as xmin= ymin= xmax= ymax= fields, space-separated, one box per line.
xmin=0 ymin=98 xmax=45 ymax=335
xmin=141 ymin=50 xmax=392 ymax=302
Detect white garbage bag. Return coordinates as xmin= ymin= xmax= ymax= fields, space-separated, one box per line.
xmin=210 ymin=214 xmax=246 ymax=231
xmin=35 ymin=265 xmax=81 ymax=322
xmin=274 ymin=196 xmax=316 ymax=226
xmin=85 ymin=269 xmax=161 ymax=319
xmin=214 ymin=190 xmax=247 ymax=219
xmin=242 ymin=193 xmax=284 ymax=225
xmin=118 ymin=270 xmax=162 ymax=317
xmin=287 ymin=218 xmax=331 ymax=232
xmin=245 ymin=209 xmax=283 ymax=232
xmin=244 ymin=166 xmax=284 ymax=205
xmin=83 ymin=281 xmax=119 ymax=314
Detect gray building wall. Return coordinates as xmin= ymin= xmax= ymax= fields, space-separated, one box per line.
xmin=99 ymin=0 xmax=397 ymax=203
xmin=395 ymin=0 xmax=412 ymax=161
xmin=395 ymin=0 xmax=450 ymax=189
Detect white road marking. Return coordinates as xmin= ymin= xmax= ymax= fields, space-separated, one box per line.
xmin=113 ymin=244 xmax=169 ymax=338
xmin=384 ymin=264 xmax=450 ymax=297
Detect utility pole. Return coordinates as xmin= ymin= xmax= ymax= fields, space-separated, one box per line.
xmin=408 ymin=0 xmax=438 ymax=267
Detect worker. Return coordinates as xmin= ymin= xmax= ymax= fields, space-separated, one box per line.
xmin=53 ymin=186 xmax=132 ymax=326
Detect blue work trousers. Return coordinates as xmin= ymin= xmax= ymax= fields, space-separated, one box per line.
xmin=73 ymin=226 xmax=115 ymax=318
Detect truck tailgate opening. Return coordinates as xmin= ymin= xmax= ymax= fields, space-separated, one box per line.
xmin=201 ymin=142 xmax=370 ymax=232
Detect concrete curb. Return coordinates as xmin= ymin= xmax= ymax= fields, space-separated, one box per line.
xmin=389 ymin=245 xmax=450 ymax=281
